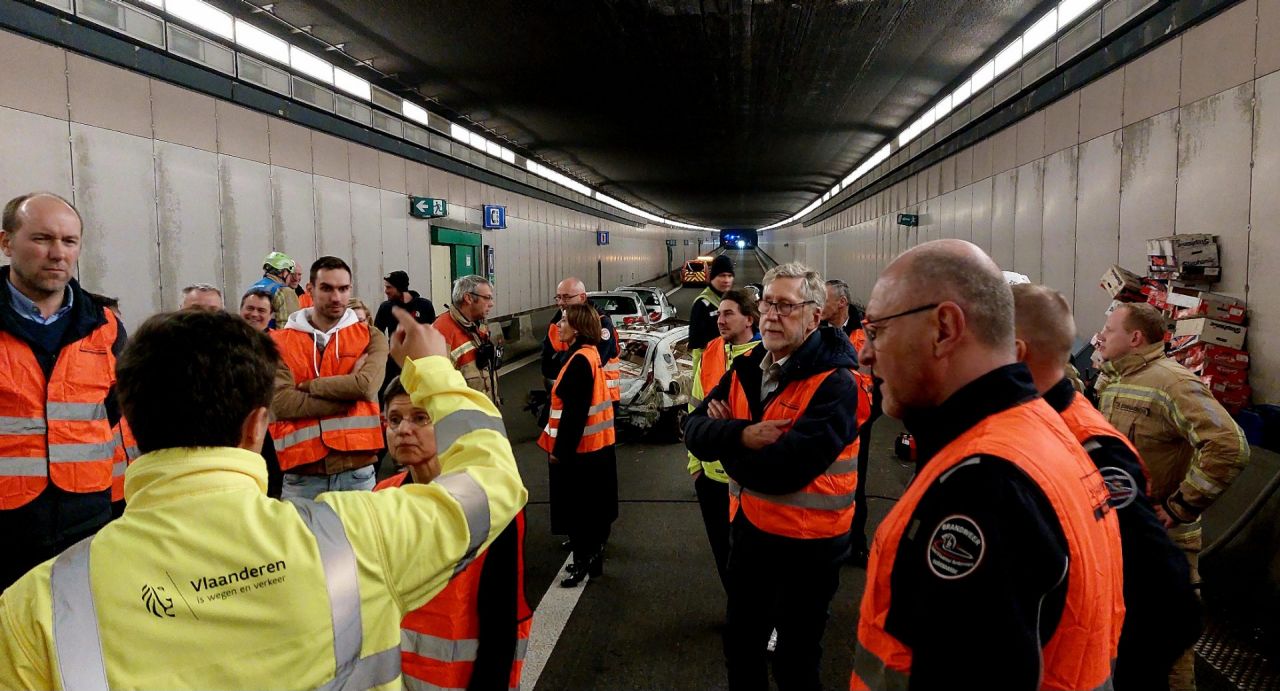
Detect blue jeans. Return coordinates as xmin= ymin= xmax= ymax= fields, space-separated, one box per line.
xmin=280 ymin=465 xmax=377 ymax=500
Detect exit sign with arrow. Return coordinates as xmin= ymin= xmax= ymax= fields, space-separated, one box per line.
xmin=409 ymin=196 xmax=448 ymax=219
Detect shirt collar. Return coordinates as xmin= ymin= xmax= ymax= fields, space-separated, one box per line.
xmin=1101 ymin=343 xmax=1166 ymax=378
xmin=903 ymin=363 xmax=1041 ymax=466
xmin=123 ymin=446 xmax=268 ymax=506
xmin=6 ymin=276 xmax=73 ymax=325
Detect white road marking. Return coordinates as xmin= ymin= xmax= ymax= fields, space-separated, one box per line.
xmin=497 ymin=351 xmax=541 ymax=377
xmin=524 ymin=555 xmax=593 ymax=690
xmin=665 ymin=284 xmax=683 ymax=296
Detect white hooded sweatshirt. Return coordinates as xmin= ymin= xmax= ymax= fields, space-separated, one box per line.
xmin=283 ymin=307 xmax=360 ymax=377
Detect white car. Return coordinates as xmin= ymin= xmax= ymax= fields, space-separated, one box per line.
xmin=587 ymin=290 xmax=652 ymax=328
xmin=614 ymin=321 xmax=693 ymax=439
xmin=618 ymin=285 xmax=677 ymax=323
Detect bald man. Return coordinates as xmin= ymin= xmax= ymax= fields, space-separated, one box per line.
xmin=850 ymin=240 xmax=1123 ymax=691
xmin=540 ymin=276 xmax=620 ymax=387
xmin=1014 ymin=284 xmax=1200 ymax=689
xmin=0 ymin=192 xmax=129 ymax=590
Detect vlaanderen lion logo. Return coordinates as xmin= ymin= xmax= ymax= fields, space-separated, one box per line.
xmin=1099 ymin=466 xmax=1138 ymax=509
xmin=927 ymin=514 xmax=985 ymax=579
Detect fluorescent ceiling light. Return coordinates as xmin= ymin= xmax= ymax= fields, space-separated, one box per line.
xmin=137 ymin=0 xmax=162 ymax=6
xmin=950 ymin=80 xmax=972 ymax=107
xmin=1058 ymin=0 xmax=1101 ymax=26
xmin=993 ymin=38 xmax=1023 ymax=77
xmin=289 ymin=46 xmax=333 ymax=84
xmin=971 ymin=60 xmax=996 ymax=91
xmin=402 ymin=101 xmax=430 ymax=126
xmin=934 ymin=94 xmax=953 ymax=120
xmin=468 ymin=131 xmax=487 ymax=150
xmin=500 ymin=148 xmax=515 ymax=164
xmin=485 ymin=140 xmax=501 ymax=157
xmin=1022 ymin=10 xmax=1058 ymax=53
xmin=235 ymin=20 xmax=289 ymax=64
xmin=452 ymin=123 xmax=470 ymax=142
xmin=166 ymin=0 xmax=233 ymax=40
xmin=333 ymin=68 xmax=371 ymax=101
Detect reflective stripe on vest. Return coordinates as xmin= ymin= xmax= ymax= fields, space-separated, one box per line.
xmin=50 ymin=499 xmax=401 ymax=690
xmin=110 ymin=420 xmax=140 ymax=503
xmin=0 ymin=306 xmax=119 ymax=509
xmin=537 ymin=347 xmax=616 ymax=454
xmin=725 ymin=367 xmax=863 ymax=539
xmin=436 ymin=312 xmax=487 ymax=370
xmin=850 ymin=398 xmax=1122 ymax=691
xmin=549 ymin=319 xmax=621 ymax=399
xmin=269 ymin=323 xmax=384 ymax=471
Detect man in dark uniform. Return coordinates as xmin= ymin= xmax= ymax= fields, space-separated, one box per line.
xmin=540 ymin=276 xmax=619 ymax=385
xmin=688 ymin=254 xmax=734 ymax=373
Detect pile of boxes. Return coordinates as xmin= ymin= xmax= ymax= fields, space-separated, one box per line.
xmin=1098 ymin=234 xmax=1252 ymax=413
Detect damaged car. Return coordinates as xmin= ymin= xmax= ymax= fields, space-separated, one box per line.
xmin=614 ymin=321 xmax=694 ymax=439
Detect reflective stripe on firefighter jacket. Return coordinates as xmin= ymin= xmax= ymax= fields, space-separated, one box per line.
xmin=851 ymin=398 xmax=1124 ymax=691
xmin=725 ymin=368 xmax=864 ymax=539
xmin=687 ymin=336 xmax=758 ymax=482
xmin=538 ymin=347 xmax=616 ymax=454
xmin=438 ymin=308 xmax=499 ymax=402
xmin=0 ymin=307 xmax=120 ymax=510
xmin=548 ymin=319 xmax=622 ymax=401
xmin=1059 ymin=389 xmax=1151 ymax=491
xmin=269 ymin=322 xmax=384 ymax=472
xmin=109 ymin=419 xmax=140 ymax=503
xmin=382 ymin=471 xmax=532 ymax=691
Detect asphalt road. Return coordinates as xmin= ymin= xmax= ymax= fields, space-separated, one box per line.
xmin=497 ymin=249 xmax=914 ymax=689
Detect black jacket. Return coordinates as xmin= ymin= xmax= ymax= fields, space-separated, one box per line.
xmin=1043 ymin=377 xmax=1202 ymax=684
xmin=539 ymin=308 xmax=619 ymax=382
xmin=375 ymin=291 xmax=436 ymax=338
xmin=684 ymin=326 xmax=862 ymax=496
xmin=687 ymin=288 xmax=723 ymax=353
xmin=0 ymin=267 xmax=128 ymax=590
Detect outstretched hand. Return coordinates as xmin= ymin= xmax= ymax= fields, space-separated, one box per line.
xmin=389 ymin=307 xmax=448 ymax=366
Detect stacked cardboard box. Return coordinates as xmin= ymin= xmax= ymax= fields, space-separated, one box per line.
xmin=1101 ymin=265 xmax=1146 ymax=302
xmin=1147 ymin=234 xmax=1222 ymax=284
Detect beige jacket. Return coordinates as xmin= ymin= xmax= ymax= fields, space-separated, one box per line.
xmin=271 ymin=310 xmax=389 ymax=475
xmin=1098 ymin=343 xmax=1250 ymax=520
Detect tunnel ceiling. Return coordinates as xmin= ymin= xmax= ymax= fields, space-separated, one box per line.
xmin=217 ymin=0 xmax=1053 ymax=228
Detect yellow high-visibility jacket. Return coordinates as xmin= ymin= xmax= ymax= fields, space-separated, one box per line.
xmin=0 ymin=355 xmax=527 ymax=691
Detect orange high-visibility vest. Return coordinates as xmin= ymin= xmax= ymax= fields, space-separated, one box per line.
xmin=549 ymin=319 xmax=622 ymax=401
xmin=848 ymin=327 xmax=866 ymax=357
xmin=297 ymin=292 xmax=313 ymax=308
xmin=725 ymin=368 xmax=864 ymax=539
xmin=696 ymin=336 xmax=735 ymax=398
xmin=377 ymin=471 xmax=533 ymax=691
xmin=0 ymin=308 xmax=120 ymax=509
xmin=538 ymin=347 xmax=616 ymax=454
xmin=269 ymin=322 xmax=383 ymax=471
xmin=109 ymin=418 xmax=140 ymax=503
xmin=851 ymin=398 xmax=1124 ymax=691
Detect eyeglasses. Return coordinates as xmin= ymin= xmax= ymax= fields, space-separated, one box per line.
xmin=760 ymin=299 xmax=816 ymax=316
xmin=386 ymin=413 xmax=432 ymax=429
xmin=554 ymin=293 xmax=584 ymax=302
xmin=862 ymin=303 xmax=939 ymax=342
xmin=469 ymin=291 xmax=495 ymax=302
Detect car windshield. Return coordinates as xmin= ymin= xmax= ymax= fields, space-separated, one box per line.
xmin=629 ymin=290 xmax=660 ymax=307
xmin=687 ymin=262 xmax=703 ymax=271
xmin=589 ymin=295 xmax=640 ymax=316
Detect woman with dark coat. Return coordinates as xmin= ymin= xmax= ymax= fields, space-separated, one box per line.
xmin=538 ymin=304 xmax=619 ymax=587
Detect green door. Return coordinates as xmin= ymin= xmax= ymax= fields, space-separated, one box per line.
xmin=451 ymin=245 xmax=478 ymax=280
xmin=431 ymin=226 xmax=483 ymax=282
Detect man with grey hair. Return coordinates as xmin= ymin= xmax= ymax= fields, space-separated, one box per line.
xmin=850 ymin=240 xmax=1123 ymax=690
xmin=433 ymin=274 xmax=499 ymax=402
xmin=686 ymin=261 xmax=864 ymax=689
xmin=180 ymin=283 xmax=223 ymax=311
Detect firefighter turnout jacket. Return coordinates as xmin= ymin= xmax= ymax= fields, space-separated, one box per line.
xmin=0 ymin=356 xmax=527 ymax=690
xmin=1098 ymin=343 xmax=1250 ymax=522
xmin=851 ymin=365 xmax=1124 ymax=691
xmin=435 ymin=306 xmax=500 ymax=403
xmin=687 ymin=335 xmax=759 ymax=482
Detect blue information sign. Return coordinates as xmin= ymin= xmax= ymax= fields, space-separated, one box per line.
xmin=483 ymin=205 xmax=506 ymax=229
xmin=596 ymin=230 xmax=610 ymax=246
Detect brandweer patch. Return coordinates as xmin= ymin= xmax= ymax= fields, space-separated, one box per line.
xmin=927 ymin=515 xmax=984 ymax=579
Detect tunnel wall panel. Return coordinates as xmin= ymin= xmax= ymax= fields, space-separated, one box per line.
xmin=155 ymin=142 xmax=222 ymax=310
xmin=770 ymin=0 xmax=1280 ymax=401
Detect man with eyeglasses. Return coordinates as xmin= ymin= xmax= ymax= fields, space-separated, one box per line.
xmin=540 ymin=277 xmax=620 ymax=399
xmin=435 ymin=275 xmax=500 ymax=403
xmin=849 ymin=240 xmax=1123 ymax=691
xmin=685 ymin=262 xmax=864 ymax=690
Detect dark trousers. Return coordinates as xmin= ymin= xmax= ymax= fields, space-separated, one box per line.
xmin=849 ymin=389 xmax=882 ymax=553
xmin=725 ymin=518 xmax=847 ymax=691
xmin=694 ymin=472 xmax=730 ymax=589
xmin=568 ymin=525 xmax=610 ymax=567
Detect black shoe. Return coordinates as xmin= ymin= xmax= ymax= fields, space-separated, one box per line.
xmin=559 ymin=551 xmax=603 ymax=587
xmin=560 ymin=562 xmax=588 ymax=588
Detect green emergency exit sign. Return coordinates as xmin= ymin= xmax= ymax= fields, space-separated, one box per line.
xmin=409 ymin=196 xmax=448 ymax=219
xmin=897 ymin=213 xmax=919 ymax=227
